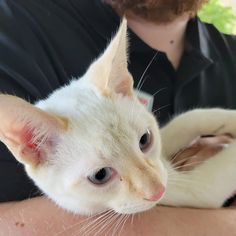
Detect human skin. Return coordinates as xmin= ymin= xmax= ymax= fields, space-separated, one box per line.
xmin=0 ymin=197 xmax=236 ymax=236
xmin=1 ymin=19 xmax=235 ymax=235
xmin=172 ymin=134 xmax=234 ymax=171
xmin=1 ymin=3 xmax=236 ymax=236
xmin=0 ymin=135 xmax=235 ymax=235
xmin=127 ymin=13 xmax=189 ymax=69
xmin=0 ymin=134 xmax=235 ymax=235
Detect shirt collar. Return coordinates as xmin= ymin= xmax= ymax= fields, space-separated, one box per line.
xmin=89 ymin=2 xmax=214 ymax=80
xmin=177 ymin=18 xmax=214 ymax=81
xmin=185 ymin=17 xmax=214 ymax=62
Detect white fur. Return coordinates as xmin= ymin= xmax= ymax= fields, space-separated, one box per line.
xmin=160 ymin=109 xmax=236 ymax=208
xmin=32 ymin=78 xmax=167 ymax=215
xmin=1 ymin=19 xmax=236 ymax=216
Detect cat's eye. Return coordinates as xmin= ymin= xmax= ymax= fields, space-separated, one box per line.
xmin=88 ymin=167 xmax=114 ymax=185
xmin=139 ymin=129 xmax=152 ymax=152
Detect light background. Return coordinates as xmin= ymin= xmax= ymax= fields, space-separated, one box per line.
xmin=221 ymin=0 xmax=236 ymax=33
xmin=220 ymin=0 xmax=236 ymax=35
xmin=222 ymin=0 xmax=236 ymax=12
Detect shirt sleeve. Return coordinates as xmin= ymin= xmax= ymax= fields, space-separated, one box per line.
xmin=0 ymin=2 xmax=44 ymax=201
xmin=0 ymin=0 xmax=116 ymax=202
xmin=0 ymin=1 xmax=67 ymax=101
xmin=224 ymin=34 xmax=236 ymax=65
xmin=0 ymin=0 xmax=65 ymax=201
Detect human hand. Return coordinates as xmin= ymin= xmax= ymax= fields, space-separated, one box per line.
xmin=171 ymin=134 xmax=234 ymax=171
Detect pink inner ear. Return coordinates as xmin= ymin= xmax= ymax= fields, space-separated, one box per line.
xmin=19 ymin=126 xmax=44 ymax=165
xmin=115 ymin=78 xmax=132 ymax=96
xmin=0 ymin=95 xmax=65 ymax=167
xmin=22 ymin=127 xmax=38 ymax=150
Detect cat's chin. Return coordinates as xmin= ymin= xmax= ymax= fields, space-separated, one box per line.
xmin=47 ymin=195 xmax=108 ymax=216
xmin=113 ymin=202 xmax=158 ymax=215
xmin=55 ymin=196 xmax=158 ymax=216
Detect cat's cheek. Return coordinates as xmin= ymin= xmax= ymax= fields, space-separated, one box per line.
xmin=111 ymin=198 xmax=157 ymax=214
xmin=157 ymin=159 xmax=168 ymax=187
xmin=53 ymin=195 xmax=108 ymax=215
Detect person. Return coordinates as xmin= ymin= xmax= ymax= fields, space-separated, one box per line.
xmin=0 ymin=0 xmax=235 ymax=235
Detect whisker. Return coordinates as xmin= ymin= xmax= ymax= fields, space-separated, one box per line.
xmin=167 ymin=181 xmax=203 ymax=191
xmin=171 ymin=156 xmax=203 ymax=169
xmin=131 ymin=213 xmax=135 ymax=226
xmin=167 ymin=169 xmax=201 ymax=176
xmin=130 ymin=52 xmax=159 ymax=123
xmin=76 ymin=210 xmax=115 ymax=236
xmin=111 ymin=214 xmax=125 ymax=236
xmin=167 ymin=178 xmax=204 ymax=189
xmin=137 ymin=75 xmax=150 ymax=93
xmin=152 ymin=87 xmax=168 ymax=98
xmin=170 ymin=148 xmax=191 ymax=164
xmin=133 ymin=52 xmax=158 ymax=121
xmin=118 ymin=214 xmax=130 ymax=236
xmin=55 ymin=210 xmax=111 ymax=236
xmin=167 ymin=182 xmax=207 ymax=195
xmin=92 ymin=211 xmax=118 ymax=235
xmin=153 ymin=104 xmax=171 ymax=114
xmin=168 ymin=177 xmax=202 ymax=184
xmin=121 ymin=203 xmax=155 ymax=213
xmin=93 ymin=212 xmax=120 ymax=236
xmin=136 ymin=52 xmax=158 ymax=91
xmin=172 ymin=161 xmax=203 ymax=171
xmin=170 ymin=144 xmax=202 ymax=163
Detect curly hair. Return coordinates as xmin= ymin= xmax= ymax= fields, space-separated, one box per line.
xmin=104 ymin=0 xmax=209 ymax=23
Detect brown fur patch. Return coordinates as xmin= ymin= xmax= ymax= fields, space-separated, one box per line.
xmin=55 ymin=116 xmax=69 ymax=131
xmin=102 ymin=88 xmax=112 ymax=97
xmin=123 ymin=158 xmax=164 ymax=199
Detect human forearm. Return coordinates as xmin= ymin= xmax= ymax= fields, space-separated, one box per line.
xmin=0 ymin=197 xmax=82 ymax=236
xmin=1 ymin=197 xmax=236 ymax=236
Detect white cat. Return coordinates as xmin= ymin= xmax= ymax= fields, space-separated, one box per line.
xmin=0 ymin=19 xmax=236 ymax=216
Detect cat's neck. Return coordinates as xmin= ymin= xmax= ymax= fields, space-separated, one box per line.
xmin=127 ymin=14 xmax=190 ymax=69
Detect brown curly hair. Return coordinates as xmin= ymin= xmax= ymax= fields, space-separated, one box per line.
xmin=104 ymin=0 xmax=209 ymax=23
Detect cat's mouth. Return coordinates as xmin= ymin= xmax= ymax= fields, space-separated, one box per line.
xmin=115 ymin=190 xmax=166 ymax=214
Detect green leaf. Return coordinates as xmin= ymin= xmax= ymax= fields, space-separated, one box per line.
xmin=198 ymin=0 xmax=236 ymax=34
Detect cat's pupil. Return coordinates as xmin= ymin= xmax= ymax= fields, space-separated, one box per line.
xmin=139 ymin=129 xmax=152 ymax=152
xmin=88 ymin=167 xmax=114 ymax=185
xmin=95 ymin=168 xmax=107 ymax=181
xmin=140 ymin=133 xmax=148 ymax=146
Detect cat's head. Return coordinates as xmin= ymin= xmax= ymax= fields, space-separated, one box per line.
xmin=0 ymin=19 xmax=167 ymax=215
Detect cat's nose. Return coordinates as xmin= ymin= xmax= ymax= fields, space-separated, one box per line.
xmin=144 ymin=186 xmax=166 ymax=201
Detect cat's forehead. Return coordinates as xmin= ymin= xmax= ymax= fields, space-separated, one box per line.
xmin=68 ymin=97 xmax=156 ymax=151
xmin=39 ymin=84 xmax=156 ymax=151
xmin=72 ymin=93 xmax=153 ymax=131
xmin=38 ymin=88 xmax=160 ymax=176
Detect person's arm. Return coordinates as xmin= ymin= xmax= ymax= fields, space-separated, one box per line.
xmin=1 ymin=135 xmax=234 ymax=236
xmin=172 ymin=134 xmax=234 ymax=171
xmin=1 ymin=196 xmax=236 ymax=236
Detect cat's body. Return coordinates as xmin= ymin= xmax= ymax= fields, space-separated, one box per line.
xmin=0 ymin=19 xmax=236 ymax=216
xmin=160 ymin=109 xmax=236 ymax=208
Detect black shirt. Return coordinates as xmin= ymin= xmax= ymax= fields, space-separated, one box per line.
xmin=0 ymin=0 xmax=235 ymax=202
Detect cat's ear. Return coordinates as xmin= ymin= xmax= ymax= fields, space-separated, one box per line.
xmin=0 ymin=95 xmax=67 ymax=167
xmin=87 ymin=18 xmax=133 ymax=96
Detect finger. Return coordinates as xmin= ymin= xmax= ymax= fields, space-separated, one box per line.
xmin=171 ymin=146 xmax=200 ymax=166
xmin=179 ymin=144 xmax=229 ymax=171
xmin=171 ymin=134 xmax=235 ymax=171
xmin=199 ymin=134 xmax=234 ymax=146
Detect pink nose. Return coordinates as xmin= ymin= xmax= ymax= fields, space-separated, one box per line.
xmin=144 ymin=186 xmax=166 ymax=201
